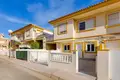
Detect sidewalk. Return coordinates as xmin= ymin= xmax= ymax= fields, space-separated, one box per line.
xmin=0 ymin=56 xmax=96 ymax=80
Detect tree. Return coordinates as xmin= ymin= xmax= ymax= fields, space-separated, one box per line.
xmin=30 ymin=41 xmax=39 ymax=49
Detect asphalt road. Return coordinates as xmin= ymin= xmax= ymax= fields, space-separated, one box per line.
xmin=0 ymin=58 xmax=52 ymax=80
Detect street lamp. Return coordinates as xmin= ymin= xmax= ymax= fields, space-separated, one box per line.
xmin=8 ymin=30 xmax=13 ymax=58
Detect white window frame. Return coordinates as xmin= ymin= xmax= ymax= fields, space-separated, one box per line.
xmin=26 ymin=29 xmax=30 ymax=37
xmin=86 ymin=42 xmax=96 ymax=52
xmin=63 ymin=44 xmax=70 ymax=52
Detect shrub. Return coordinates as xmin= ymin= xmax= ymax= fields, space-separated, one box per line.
xmin=30 ymin=41 xmax=39 ymax=49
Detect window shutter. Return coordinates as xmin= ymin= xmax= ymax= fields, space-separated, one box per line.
xmin=64 ymin=45 xmax=67 ymax=50
xmin=58 ymin=23 xmax=66 ymax=33
xmin=91 ymin=44 xmax=95 ymax=51
xmin=68 ymin=45 xmax=70 ymax=50
xmin=108 ymin=12 xmax=120 ymax=26
xmin=85 ymin=18 xmax=94 ymax=30
xmin=87 ymin=44 xmax=91 ymax=51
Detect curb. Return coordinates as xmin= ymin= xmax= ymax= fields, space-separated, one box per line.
xmin=19 ymin=65 xmax=64 ymax=80
xmin=1 ymin=57 xmax=65 ymax=80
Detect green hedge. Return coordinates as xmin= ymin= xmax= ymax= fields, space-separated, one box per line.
xmin=30 ymin=41 xmax=40 ymax=49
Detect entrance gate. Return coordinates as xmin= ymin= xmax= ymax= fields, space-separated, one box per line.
xmin=76 ymin=43 xmax=96 ymax=76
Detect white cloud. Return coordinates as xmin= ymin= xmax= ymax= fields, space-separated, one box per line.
xmin=0 ymin=13 xmax=31 ymax=24
xmin=27 ymin=0 xmax=102 ymax=29
xmin=27 ymin=0 xmax=76 ymax=29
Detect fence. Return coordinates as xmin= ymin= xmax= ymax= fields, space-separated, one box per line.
xmin=49 ymin=51 xmax=76 ymax=73
xmin=16 ymin=49 xmax=49 ymax=65
xmin=109 ymin=49 xmax=120 ymax=80
xmin=15 ymin=49 xmax=76 ymax=72
xmin=0 ymin=50 xmax=9 ymax=56
xmin=16 ymin=50 xmax=27 ymax=60
xmin=28 ymin=49 xmax=49 ymax=65
xmin=50 ymin=52 xmax=72 ymax=64
xmin=0 ymin=49 xmax=16 ymax=58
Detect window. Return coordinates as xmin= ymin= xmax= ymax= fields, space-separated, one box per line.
xmin=58 ymin=23 xmax=67 ymax=34
xmin=86 ymin=42 xmax=96 ymax=52
xmin=17 ymin=34 xmax=24 ymax=41
xmin=79 ymin=22 xmax=85 ymax=30
xmin=108 ymin=12 xmax=120 ymax=26
xmin=26 ymin=29 xmax=30 ymax=37
xmin=63 ymin=44 xmax=70 ymax=52
xmin=78 ymin=18 xmax=95 ymax=31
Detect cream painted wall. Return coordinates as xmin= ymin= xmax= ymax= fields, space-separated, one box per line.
xmin=53 ymin=2 xmax=120 ymax=56
xmin=54 ymin=19 xmax=75 ymax=40
xmin=25 ymin=28 xmax=35 ymax=40
xmin=56 ymin=40 xmax=75 ymax=53
xmin=106 ymin=41 xmax=120 ymax=49
xmin=56 ymin=43 xmax=62 ymax=51
xmin=54 ymin=13 xmax=107 ymax=40
xmin=107 ymin=26 xmax=120 ymax=34
xmin=53 ymin=1 xmax=120 ymax=41
xmin=75 ymin=14 xmax=106 ymax=38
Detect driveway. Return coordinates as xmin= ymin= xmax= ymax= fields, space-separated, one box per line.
xmin=0 ymin=58 xmax=52 ymax=80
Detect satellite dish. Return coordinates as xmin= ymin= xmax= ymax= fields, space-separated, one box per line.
xmin=8 ymin=30 xmax=13 ymax=33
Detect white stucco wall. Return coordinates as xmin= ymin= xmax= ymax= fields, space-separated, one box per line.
xmin=0 ymin=50 xmax=9 ymax=56
xmin=49 ymin=54 xmax=76 ymax=73
xmin=75 ymin=14 xmax=106 ymax=38
xmin=97 ymin=51 xmax=109 ymax=80
xmin=106 ymin=40 xmax=120 ymax=80
xmin=109 ymin=49 xmax=120 ymax=80
xmin=106 ymin=40 xmax=120 ymax=49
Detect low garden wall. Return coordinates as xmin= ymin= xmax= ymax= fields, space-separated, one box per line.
xmin=49 ymin=51 xmax=76 ymax=73
xmin=0 ymin=50 xmax=9 ymax=56
xmin=16 ymin=49 xmax=49 ymax=65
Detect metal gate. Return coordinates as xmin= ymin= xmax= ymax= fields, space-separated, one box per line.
xmin=16 ymin=51 xmax=27 ymax=60
xmin=76 ymin=43 xmax=96 ymax=76
xmin=78 ymin=58 xmax=96 ymax=76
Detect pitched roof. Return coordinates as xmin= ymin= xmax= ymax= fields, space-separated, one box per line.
xmin=11 ymin=24 xmax=52 ymax=35
xmin=49 ymin=0 xmax=119 ymax=25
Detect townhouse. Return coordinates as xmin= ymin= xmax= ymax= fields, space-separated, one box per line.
xmin=11 ymin=24 xmax=56 ymax=50
xmin=0 ymin=34 xmax=9 ymax=50
xmin=0 ymin=34 xmax=9 ymax=56
xmin=49 ymin=0 xmax=120 ymax=78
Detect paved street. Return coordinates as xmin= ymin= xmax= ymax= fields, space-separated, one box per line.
xmin=0 ymin=58 xmax=52 ymax=80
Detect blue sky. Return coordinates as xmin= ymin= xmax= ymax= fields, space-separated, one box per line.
xmin=0 ymin=0 xmax=103 ymax=38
